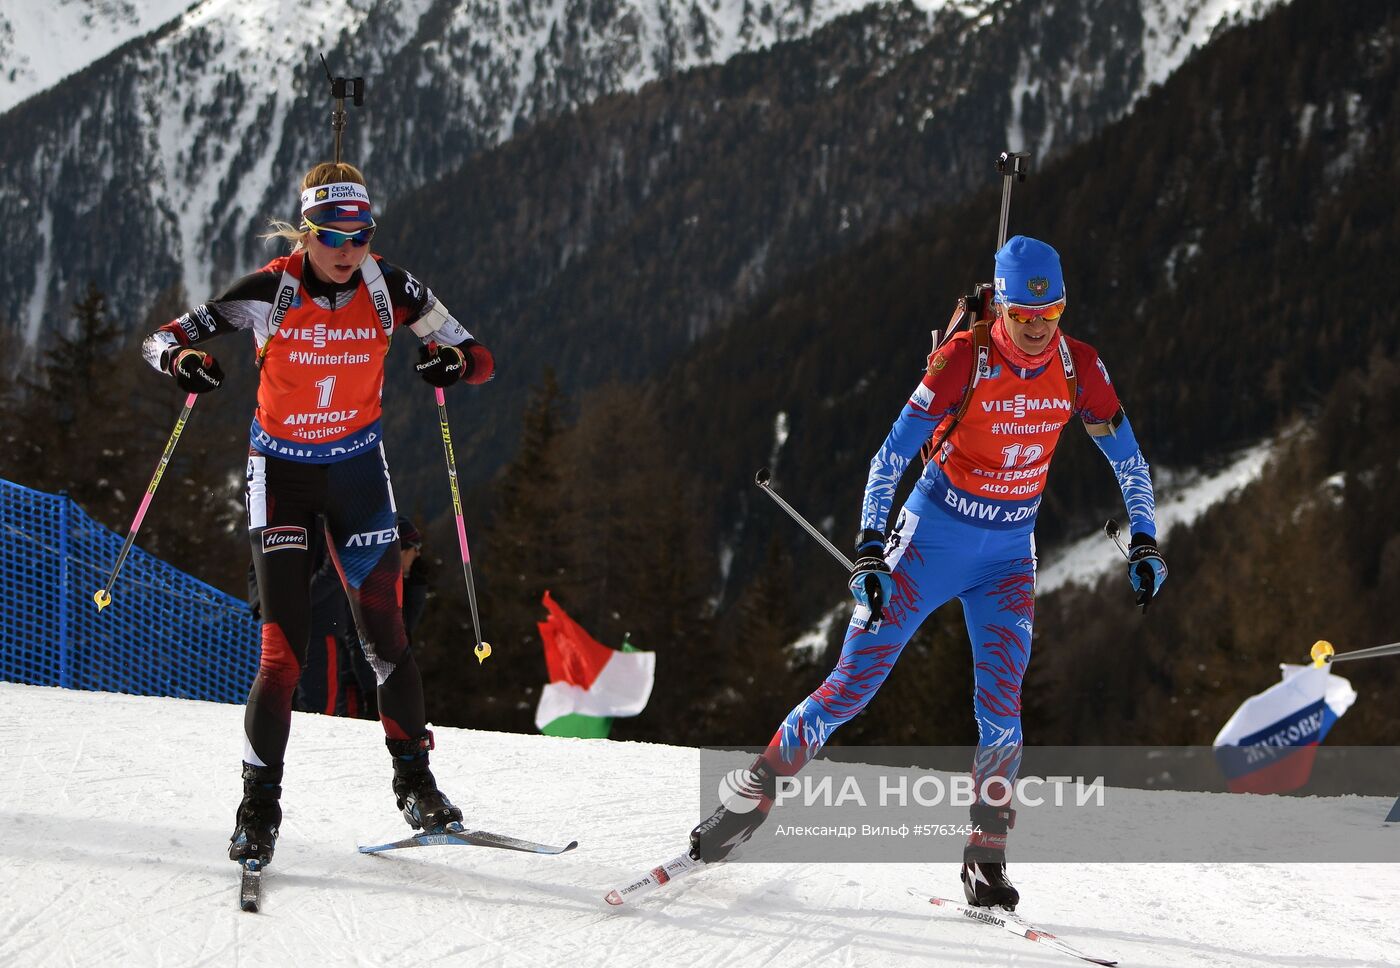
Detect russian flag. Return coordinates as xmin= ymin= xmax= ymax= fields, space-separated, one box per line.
xmin=1213 ymin=664 xmax=1356 ymax=793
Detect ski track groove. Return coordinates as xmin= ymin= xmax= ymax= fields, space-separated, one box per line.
xmin=586 ymin=858 xmax=731 ymax=967
xmin=0 ymin=875 xmax=89 ymax=962
xmin=357 ymin=855 xmax=548 ymax=968
xmin=322 ymin=883 xmax=361 ymax=953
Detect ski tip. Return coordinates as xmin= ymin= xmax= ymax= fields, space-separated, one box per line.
xmin=240 ymin=898 xmax=259 ymax=913
xmin=603 ymin=890 xmax=624 ymax=906
xmin=563 ymin=840 xmax=579 ymax=853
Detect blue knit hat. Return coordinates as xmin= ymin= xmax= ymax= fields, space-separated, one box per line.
xmin=994 ymin=235 xmax=1065 ymax=306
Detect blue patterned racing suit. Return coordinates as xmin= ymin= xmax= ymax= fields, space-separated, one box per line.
xmin=762 ymin=320 xmax=1160 ymax=854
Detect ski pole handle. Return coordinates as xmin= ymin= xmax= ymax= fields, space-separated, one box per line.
xmin=755 ymin=468 xmax=855 ymax=572
xmin=434 ymin=385 xmax=491 ymax=664
xmin=1103 ymin=518 xmax=1131 ymax=561
xmin=1317 ymin=640 xmax=1400 ymax=666
xmin=93 ymin=391 xmax=198 ymax=612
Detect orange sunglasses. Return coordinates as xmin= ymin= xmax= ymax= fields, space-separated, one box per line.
xmin=1004 ymin=299 xmax=1066 ymax=324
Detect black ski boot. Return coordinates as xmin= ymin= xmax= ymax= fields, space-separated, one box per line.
xmin=689 ymin=759 xmax=777 ymax=863
xmin=961 ymin=802 xmax=1019 ymax=909
xmin=387 ymin=734 xmax=463 ymax=832
xmin=229 ymin=762 xmax=283 ymax=866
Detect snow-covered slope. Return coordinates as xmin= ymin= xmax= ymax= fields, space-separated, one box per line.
xmin=0 ymin=0 xmax=190 ymax=114
xmin=1039 ymin=439 xmax=1275 ymax=594
xmin=2 ymin=682 xmax=1396 ymax=967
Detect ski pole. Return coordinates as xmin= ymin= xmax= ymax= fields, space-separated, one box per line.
xmin=1103 ymin=518 xmax=1131 ymax=561
xmin=1310 ymin=639 xmax=1400 ymax=667
xmin=754 ymin=467 xmax=854 ymax=572
xmin=93 ymin=392 xmax=198 ymax=612
xmin=433 ymin=384 xmax=491 ymax=664
xmin=756 ymin=469 xmax=887 ymax=630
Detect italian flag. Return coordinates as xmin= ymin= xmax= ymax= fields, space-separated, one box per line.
xmin=534 ymin=590 xmax=655 ymax=738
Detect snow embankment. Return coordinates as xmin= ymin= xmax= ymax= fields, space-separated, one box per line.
xmin=1 ymin=682 xmax=1397 ymax=967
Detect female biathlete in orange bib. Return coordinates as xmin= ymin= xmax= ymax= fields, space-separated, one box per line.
xmin=688 ymin=237 xmax=1168 ymax=910
xmin=140 ymin=163 xmax=494 ymax=870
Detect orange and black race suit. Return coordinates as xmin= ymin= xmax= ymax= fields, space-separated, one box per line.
xmin=141 ymin=253 xmax=493 ymax=766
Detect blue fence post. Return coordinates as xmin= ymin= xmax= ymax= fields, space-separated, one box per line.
xmin=58 ymin=490 xmax=71 ymax=688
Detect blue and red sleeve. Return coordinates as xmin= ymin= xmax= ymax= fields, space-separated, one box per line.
xmin=859 ymin=335 xmax=974 ymax=534
xmin=1068 ymin=337 xmax=1158 ymax=539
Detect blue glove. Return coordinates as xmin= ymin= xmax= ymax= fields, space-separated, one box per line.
xmin=1127 ymin=533 xmax=1167 ymax=612
xmin=849 ymin=529 xmax=896 ymax=623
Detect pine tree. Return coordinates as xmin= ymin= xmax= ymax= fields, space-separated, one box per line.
xmin=507 ymin=381 xmax=721 ymax=743
xmin=707 ymin=532 xmax=803 ymax=743
xmin=7 ymin=285 xmax=137 ymax=521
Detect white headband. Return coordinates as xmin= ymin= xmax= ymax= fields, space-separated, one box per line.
xmin=300 ymin=181 xmax=371 ymax=214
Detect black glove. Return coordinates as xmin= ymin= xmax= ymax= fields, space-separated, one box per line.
xmin=854 ymin=528 xmax=885 ymax=557
xmin=1127 ymin=533 xmax=1168 ymax=612
xmin=415 ymin=344 xmax=469 ymax=388
xmin=848 ymin=529 xmax=895 ymax=624
xmin=168 ymin=348 xmax=223 ymax=393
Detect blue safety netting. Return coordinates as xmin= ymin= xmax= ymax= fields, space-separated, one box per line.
xmin=0 ymin=478 xmax=258 ymax=703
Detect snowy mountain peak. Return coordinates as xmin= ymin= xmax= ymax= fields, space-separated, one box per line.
xmin=0 ymin=0 xmax=1285 ymax=347
xmin=0 ymin=0 xmax=191 ymax=114
xmin=1 ymin=0 xmax=920 ymax=340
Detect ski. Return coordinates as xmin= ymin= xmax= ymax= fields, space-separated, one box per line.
xmin=603 ymin=850 xmax=705 ymax=906
xmin=908 ymin=890 xmax=1117 ymax=966
xmin=358 ymin=822 xmax=578 ymax=856
xmin=238 ymin=859 xmax=262 ymax=912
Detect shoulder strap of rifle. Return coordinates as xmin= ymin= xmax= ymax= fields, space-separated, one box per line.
xmin=1056 ymin=333 xmax=1078 ymax=412
xmin=919 ymin=300 xmax=992 ymax=467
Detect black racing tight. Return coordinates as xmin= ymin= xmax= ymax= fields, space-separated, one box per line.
xmin=244 ymin=446 xmax=426 ymax=767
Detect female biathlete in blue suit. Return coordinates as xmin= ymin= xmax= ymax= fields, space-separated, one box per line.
xmin=689 ymin=237 xmax=1168 ymax=910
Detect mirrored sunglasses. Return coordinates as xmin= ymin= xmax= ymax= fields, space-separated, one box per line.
xmin=1004 ymin=299 xmax=1066 ymax=324
xmin=303 ymin=217 xmax=377 ymax=248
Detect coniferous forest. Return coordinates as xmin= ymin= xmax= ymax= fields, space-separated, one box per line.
xmin=2 ymin=0 xmax=1396 ymax=749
